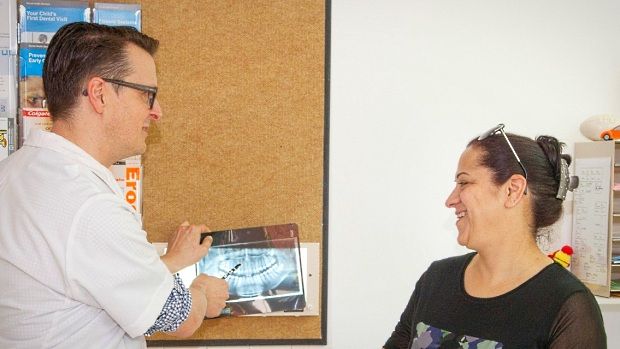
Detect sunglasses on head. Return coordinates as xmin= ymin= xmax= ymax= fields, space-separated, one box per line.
xmin=478 ymin=123 xmax=528 ymax=194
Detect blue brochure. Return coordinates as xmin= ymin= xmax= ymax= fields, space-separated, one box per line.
xmin=18 ymin=43 xmax=47 ymax=110
xmin=93 ymin=3 xmax=141 ymax=31
xmin=19 ymin=0 xmax=90 ymax=44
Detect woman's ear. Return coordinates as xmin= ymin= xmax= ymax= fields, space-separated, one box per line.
xmin=84 ymin=77 xmax=106 ymax=114
xmin=505 ymin=174 xmax=527 ymax=208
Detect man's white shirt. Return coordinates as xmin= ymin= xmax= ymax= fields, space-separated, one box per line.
xmin=0 ymin=130 xmax=173 ymax=348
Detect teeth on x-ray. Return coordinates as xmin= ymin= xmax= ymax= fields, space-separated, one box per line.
xmin=196 ymin=226 xmax=306 ymax=315
xmin=216 ymin=248 xmax=289 ymax=297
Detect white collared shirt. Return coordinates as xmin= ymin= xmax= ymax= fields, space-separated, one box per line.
xmin=0 ymin=130 xmax=173 ymax=349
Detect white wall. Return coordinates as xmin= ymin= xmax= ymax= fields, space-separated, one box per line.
xmin=150 ymin=1 xmax=620 ymax=348
xmin=329 ymin=0 xmax=620 ymax=348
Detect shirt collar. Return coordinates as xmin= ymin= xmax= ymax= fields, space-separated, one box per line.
xmin=24 ymin=130 xmax=123 ymax=197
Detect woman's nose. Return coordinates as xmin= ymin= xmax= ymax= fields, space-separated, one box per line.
xmin=445 ymin=186 xmax=459 ymax=208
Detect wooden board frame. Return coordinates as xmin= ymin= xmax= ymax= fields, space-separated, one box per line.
xmin=135 ymin=0 xmax=331 ymax=346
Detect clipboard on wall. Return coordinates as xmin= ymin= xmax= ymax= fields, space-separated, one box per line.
xmin=572 ymin=141 xmax=613 ymax=297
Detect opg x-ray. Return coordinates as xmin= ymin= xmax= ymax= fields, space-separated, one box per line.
xmin=198 ymin=223 xmax=305 ymax=316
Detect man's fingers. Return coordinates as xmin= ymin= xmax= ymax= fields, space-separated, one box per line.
xmin=201 ymin=235 xmax=213 ymax=249
xmin=204 ymin=290 xmax=228 ymax=318
xmin=174 ymin=224 xmax=191 ymax=236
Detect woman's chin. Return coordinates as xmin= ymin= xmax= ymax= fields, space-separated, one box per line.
xmin=456 ymin=229 xmax=469 ymax=247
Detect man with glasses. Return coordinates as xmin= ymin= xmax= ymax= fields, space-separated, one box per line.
xmin=0 ymin=22 xmax=228 ymax=348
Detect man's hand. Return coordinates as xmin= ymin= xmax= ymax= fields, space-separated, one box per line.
xmin=160 ymin=221 xmax=212 ymax=273
xmin=190 ymin=274 xmax=229 ymax=318
xmin=169 ymin=274 xmax=229 ymax=337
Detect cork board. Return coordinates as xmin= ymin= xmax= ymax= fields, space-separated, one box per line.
xmin=133 ymin=0 xmax=328 ymax=346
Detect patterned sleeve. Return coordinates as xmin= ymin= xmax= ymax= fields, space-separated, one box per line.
xmin=548 ymin=290 xmax=607 ymax=348
xmin=144 ymin=274 xmax=192 ymax=336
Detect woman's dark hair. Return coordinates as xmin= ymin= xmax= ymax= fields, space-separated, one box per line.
xmin=42 ymin=22 xmax=159 ymax=120
xmin=468 ymin=133 xmax=570 ymax=236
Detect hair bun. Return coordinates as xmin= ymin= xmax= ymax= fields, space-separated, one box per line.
xmin=536 ymin=135 xmax=563 ymax=179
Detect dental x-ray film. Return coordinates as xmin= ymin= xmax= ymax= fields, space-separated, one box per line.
xmin=198 ymin=223 xmax=306 ymax=316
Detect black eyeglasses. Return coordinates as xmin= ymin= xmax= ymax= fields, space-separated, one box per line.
xmin=102 ymin=78 xmax=158 ymax=110
xmin=478 ymin=123 xmax=528 ymax=194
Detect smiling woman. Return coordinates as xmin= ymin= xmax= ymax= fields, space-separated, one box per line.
xmin=384 ymin=125 xmax=606 ymax=349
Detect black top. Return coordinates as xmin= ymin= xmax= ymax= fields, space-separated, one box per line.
xmin=384 ymin=253 xmax=606 ymax=349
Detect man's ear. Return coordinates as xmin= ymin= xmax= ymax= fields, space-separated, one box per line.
xmin=85 ymin=77 xmax=106 ymax=114
xmin=504 ymin=174 xmax=527 ymax=208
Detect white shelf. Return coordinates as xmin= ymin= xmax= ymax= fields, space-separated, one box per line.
xmin=596 ymin=296 xmax=620 ymax=305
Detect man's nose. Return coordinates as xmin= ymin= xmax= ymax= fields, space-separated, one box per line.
xmin=150 ymin=99 xmax=163 ymax=121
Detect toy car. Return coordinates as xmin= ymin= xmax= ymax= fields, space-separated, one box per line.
xmin=600 ymin=125 xmax=620 ymax=140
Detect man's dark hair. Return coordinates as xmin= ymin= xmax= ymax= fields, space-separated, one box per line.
xmin=42 ymin=22 xmax=159 ymax=119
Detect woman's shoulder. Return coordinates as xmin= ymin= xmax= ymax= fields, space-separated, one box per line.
xmin=537 ymin=263 xmax=587 ymax=290
xmin=537 ymin=262 xmax=590 ymax=293
xmin=513 ymin=262 xmax=594 ymax=309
